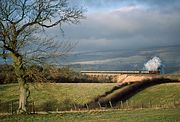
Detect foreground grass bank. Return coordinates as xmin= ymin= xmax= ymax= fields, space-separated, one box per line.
xmin=0 ymin=108 xmax=179 ymax=122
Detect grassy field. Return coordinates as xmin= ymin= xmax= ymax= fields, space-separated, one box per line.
xmin=0 ymin=83 xmax=117 ymax=105
xmin=0 ymin=82 xmax=180 ymax=121
xmin=128 ymin=83 xmax=180 ymax=105
xmin=0 ymin=83 xmax=180 ymax=108
xmin=0 ymin=108 xmax=179 ymax=122
xmin=102 ymin=83 xmax=180 ymax=107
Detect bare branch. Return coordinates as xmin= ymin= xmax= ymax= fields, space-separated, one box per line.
xmin=0 ymin=0 xmax=85 ymax=113
xmin=0 ymin=0 xmax=85 ymax=68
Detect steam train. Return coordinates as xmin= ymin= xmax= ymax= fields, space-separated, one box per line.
xmin=80 ymin=70 xmax=160 ymax=74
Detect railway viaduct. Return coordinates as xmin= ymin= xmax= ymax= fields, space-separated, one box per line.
xmin=81 ymin=71 xmax=160 ymax=83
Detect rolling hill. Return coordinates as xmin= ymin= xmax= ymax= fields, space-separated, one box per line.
xmin=0 ymin=78 xmax=179 ymax=112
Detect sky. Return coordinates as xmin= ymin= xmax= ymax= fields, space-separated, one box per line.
xmin=1 ymin=0 xmax=180 ymax=72
xmin=46 ymin=0 xmax=180 ymax=72
xmin=47 ymin=0 xmax=180 ymax=52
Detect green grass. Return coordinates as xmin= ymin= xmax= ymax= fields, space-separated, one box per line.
xmin=0 ymin=83 xmax=117 ymax=105
xmin=0 ymin=82 xmax=180 ymax=121
xmin=0 ymin=108 xmax=179 ymax=122
xmin=127 ymin=83 xmax=180 ymax=106
xmin=97 ymin=83 xmax=180 ymax=108
xmin=0 ymin=83 xmax=179 ymax=110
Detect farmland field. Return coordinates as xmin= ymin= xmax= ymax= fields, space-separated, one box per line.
xmin=0 ymin=83 xmax=117 ymax=105
xmin=0 ymin=83 xmax=180 ymax=109
xmin=127 ymin=83 xmax=180 ymax=105
xmin=107 ymin=83 xmax=180 ymax=108
xmin=0 ymin=108 xmax=179 ymax=122
xmin=0 ymin=82 xmax=180 ymax=121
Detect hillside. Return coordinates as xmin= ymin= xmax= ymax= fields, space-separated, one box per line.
xmin=0 ymin=81 xmax=180 ymax=112
xmin=0 ymin=83 xmax=117 ymax=112
xmin=126 ymin=83 xmax=180 ymax=105
xmin=88 ymin=78 xmax=180 ymax=108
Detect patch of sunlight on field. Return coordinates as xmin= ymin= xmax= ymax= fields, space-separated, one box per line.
xmin=128 ymin=83 xmax=180 ymax=105
xmin=0 ymin=83 xmax=118 ymax=105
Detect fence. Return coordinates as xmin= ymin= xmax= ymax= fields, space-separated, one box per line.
xmin=0 ymin=99 xmax=179 ymax=114
xmin=0 ymin=100 xmax=35 ymax=114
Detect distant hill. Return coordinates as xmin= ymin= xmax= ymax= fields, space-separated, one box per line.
xmin=61 ymin=45 xmax=180 ymax=73
xmin=1 ymin=45 xmax=180 ymax=73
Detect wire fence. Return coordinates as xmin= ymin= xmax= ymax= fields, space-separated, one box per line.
xmin=0 ymin=99 xmax=179 ymax=114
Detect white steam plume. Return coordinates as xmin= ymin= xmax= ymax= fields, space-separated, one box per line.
xmin=144 ymin=56 xmax=161 ymax=71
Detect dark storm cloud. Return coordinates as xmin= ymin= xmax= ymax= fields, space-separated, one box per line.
xmin=134 ymin=0 xmax=179 ymax=6
xmin=69 ymin=0 xmax=180 ymax=11
xmin=48 ymin=0 xmax=180 ymax=51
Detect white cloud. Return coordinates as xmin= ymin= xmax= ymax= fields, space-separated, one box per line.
xmin=112 ymin=4 xmax=145 ymax=13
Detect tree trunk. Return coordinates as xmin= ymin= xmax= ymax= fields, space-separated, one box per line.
xmin=17 ymin=78 xmax=30 ymax=114
xmin=12 ymin=54 xmax=29 ymax=114
xmin=17 ymin=79 xmax=29 ymax=114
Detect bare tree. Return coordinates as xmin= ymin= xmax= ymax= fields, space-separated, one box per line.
xmin=0 ymin=0 xmax=84 ymax=114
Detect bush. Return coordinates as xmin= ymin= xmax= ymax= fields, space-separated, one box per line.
xmin=0 ymin=64 xmax=17 ymax=84
xmin=39 ymin=99 xmax=79 ymax=111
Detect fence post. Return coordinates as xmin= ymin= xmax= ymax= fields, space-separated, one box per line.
xmin=32 ymin=101 xmax=35 ymax=114
xmin=129 ymin=100 xmax=131 ymax=109
xmin=85 ymin=104 xmax=89 ymax=110
xmin=130 ymin=100 xmax=133 ymax=109
xmin=56 ymin=107 xmax=59 ymax=112
xmin=11 ymin=101 xmax=13 ymax=115
xmin=98 ymin=101 xmax=102 ymax=109
xmin=120 ymin=101 xmax=123 ymax=109
xmin=0 ymin=100 xmax=1 ymax=112
xmin=141 ymin=102 xmax=143 ymax=109
xmin=30 ymin=101 xmax=32 ymax=114
xmin=73 ymin=104 xmax=77 ymax=110
xmin=149 ymin=100 xmax=152 ymax=108
xmin=132 ymin=100 xmax=134 ymax=109
xmin=27 ymin=101 xmax=29 ymax=114
xmin=109 ymin=101 xmax=113 ymax=108
xmin=126 ymin=100 xmax=129 ymax=109
xmin=173 ymin=99 xmax=176 ymax=108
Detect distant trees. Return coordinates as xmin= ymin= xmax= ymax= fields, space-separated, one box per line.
xmin=46 ymin=66 xmax=114 ymax=83
xmin=0 ymin=64 xmax=16 ymax=84
xmin=0 ymin=64 xmax=114 ymax=84
xmin=0 ymin=0 xmax=84 ymax=114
